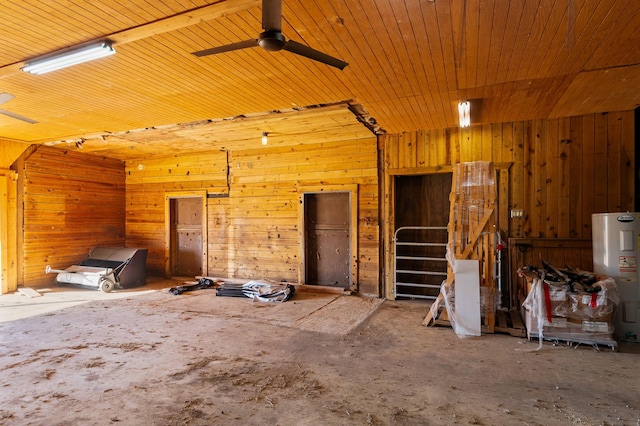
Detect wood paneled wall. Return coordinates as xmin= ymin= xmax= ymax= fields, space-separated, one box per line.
xmin=124 ymin=138 xmax=380 ymax=295
xmin=228 ymin=140 xmax=379 ymax=295
xmin=18 ymin=146 xmax=126 ymax=287
xmin=0 ymin=139 xmax=30 ymax=168
xmin=383 ymin=111 xmax=634 ymax=299
xmin=13 ymin=111 xmax=633 ymax=297
xmin=1 ymin=169 xmax=18 ymax=293
xmin=124 ymin=151 xmax=229 ymax=274
xmin=509 ymin=238 xmax=593 ymax=306
xmin=384 ymin=111 xmax=634 ymax=240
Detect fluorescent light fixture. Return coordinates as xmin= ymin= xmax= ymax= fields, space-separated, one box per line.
xmin=261 ymin=132 xmax=269 ymax=145
xmin=458 ymin=101 xmax=471 ymax=128
xmin=22 ymin=41 xmax=115 ymax=75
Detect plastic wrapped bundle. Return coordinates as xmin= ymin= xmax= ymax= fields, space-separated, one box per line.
xmin=520 ymin=264 xmax=619 ymax=350
xmin=216 ymin=279 xmax=295 ymax=302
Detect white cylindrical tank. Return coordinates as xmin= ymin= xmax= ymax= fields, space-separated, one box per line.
xmin=592 ymin=213 xmax=640 ymax=342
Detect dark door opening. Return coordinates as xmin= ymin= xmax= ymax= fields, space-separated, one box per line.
xmin=394 ymin=173 xmax=452 ymax=299
xmin=304 ymin=192 xmax=351 ymax=288
xmin=170 ymin=197 xmax=203 ymax=277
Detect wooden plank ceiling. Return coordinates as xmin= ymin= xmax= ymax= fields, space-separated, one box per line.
xmin=0 ymin=0 xmax=639 ymax=160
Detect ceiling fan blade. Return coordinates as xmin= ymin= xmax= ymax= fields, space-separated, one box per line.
xmin=0 ymin=108 xmax=38 ymax=124
xmin=0 ymin=93 xmax=14 ymax=105
xmin=284 ymin=40 xmax=348 ymax=70
xmin=192 ymin=39 xmax=258 ymax=57
xmin=262 ymin=0 xmax=282 ymax=31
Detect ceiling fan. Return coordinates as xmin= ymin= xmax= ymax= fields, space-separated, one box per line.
xmin=0 ymin=93 xmax=37 ymax=124
xmin=192 ymin=0 xmax=348 ymax=70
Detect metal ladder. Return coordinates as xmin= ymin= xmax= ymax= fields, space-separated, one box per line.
xmin=393 ymin=226 xmax=448 ymax=300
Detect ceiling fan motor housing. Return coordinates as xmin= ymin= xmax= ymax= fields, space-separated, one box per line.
xmin=258 ymin=30 xmax=286 ymax=51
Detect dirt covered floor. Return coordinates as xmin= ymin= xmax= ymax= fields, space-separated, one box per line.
xmin=1 ymin=278 xmax=639 ymax=425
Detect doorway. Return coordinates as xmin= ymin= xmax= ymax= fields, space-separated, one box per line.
xmin=169 ymin=196 xmax=204 ymax=278
xmin=394 ymin=173 xmax=452 ymax=299
xmin=303 ymin=192 xmax=351 ymax=288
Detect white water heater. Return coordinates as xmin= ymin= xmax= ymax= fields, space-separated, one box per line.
xmin=592 ymin=213 xmax=640 ymax=342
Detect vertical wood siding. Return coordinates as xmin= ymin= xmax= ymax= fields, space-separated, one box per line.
xmin=1 ymin=169 xmax=18 ymax=293
xmin=383 ymin=111 xmax=634 ymax=299
xmin=384 ymin=111 xmax=635 ymax=240
xmin=20 ymin=146 xmax=125 ymax=287
xmin=0 ymin=140 xmax=30 ymax=168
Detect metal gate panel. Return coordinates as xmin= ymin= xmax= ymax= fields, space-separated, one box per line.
xmin=393 ymin=226 xmax=448 ymax=300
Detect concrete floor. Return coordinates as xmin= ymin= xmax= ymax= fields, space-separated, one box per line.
xmin=1 ymin=278 xmax=639 ymax=425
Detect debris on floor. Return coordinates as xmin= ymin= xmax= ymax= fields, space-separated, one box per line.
xmin=216 ymin=280 xmax=295 ymax=302
xmin=168 ymin=277 xmax=219 ymax=295
xmin=168 ymin=277 xmax=296 ymax=303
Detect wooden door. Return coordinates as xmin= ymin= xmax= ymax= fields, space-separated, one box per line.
xmin=304 ymin=192 xmax=350 ymax=288
xmin=170 ymin=197 xmax=203 ymax=277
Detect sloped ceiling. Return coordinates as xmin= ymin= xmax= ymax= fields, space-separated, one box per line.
xmin=0 ymin=0 xmax=639 ymax=159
